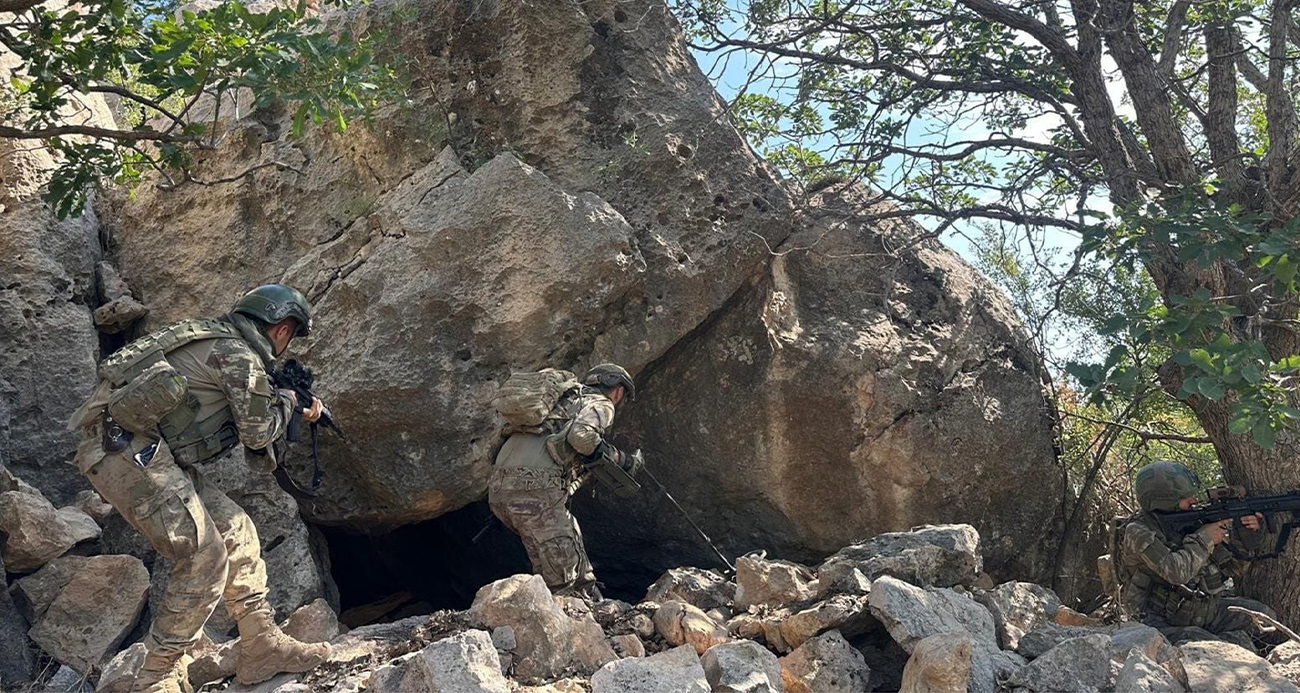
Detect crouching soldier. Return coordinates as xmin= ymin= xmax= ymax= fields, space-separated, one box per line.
xmin=488 ymin=364 xmax=642 ymax=601
xmin=1115 ymin=460 xmax=1280 ymax=648
xmin=68 ymin=284 xmax=330 ymax=691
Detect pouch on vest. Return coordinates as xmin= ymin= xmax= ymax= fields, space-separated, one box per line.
xmin=493 ymin=369 xmax=580 ymax=434
xmin=106 ymin=358 xmax=189 ymax=434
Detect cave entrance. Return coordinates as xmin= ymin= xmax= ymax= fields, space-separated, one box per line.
xmin=319 ymin=500 xmax=665 ymax=627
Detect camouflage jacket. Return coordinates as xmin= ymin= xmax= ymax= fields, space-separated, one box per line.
xmin=1119 ymin=512 xmax=1268 ymax=614
xmin=495 ymin=390 xmax=616 ymax=476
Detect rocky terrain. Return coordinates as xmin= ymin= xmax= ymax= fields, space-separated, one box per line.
xmin=3 ymin=474 xmax=1297 ymax=693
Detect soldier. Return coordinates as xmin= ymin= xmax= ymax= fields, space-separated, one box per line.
xmin=1116 ymin=460 xmax=1278 ymax=647
xmin=68 ymin=284 xmax=330 ymax=692
xmin=488 ymin=363 xmax=638 ymax=601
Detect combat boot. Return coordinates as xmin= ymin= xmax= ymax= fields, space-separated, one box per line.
xmin=235 ymin=611 xmax=331 ymax=684
xmin=131 ymin=650 xmax=193 ymax=693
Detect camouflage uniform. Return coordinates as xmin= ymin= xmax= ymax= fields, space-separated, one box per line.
xmin=1119 ymin=512 xmax=1277 ymax=644
xmin=71 ymin=313 xmax=294 ymax=661
xmin=488 ymin=390 xmax=615 ymax=597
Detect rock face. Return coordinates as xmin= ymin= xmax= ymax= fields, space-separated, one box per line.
xmin=100 ymin=0 xmax=1066 ymax=588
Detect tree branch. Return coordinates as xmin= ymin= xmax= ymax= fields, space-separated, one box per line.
xmin=0 ymin=123 xmax=188 ymax=142
xmin=0 ymin=0 xmax=43 ymax=13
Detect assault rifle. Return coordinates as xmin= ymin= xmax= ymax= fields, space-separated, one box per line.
xmin=268 ymin=359 xmax=345 ymax=499
xmin=1152 ymin=486 xmax=1300 ymax=560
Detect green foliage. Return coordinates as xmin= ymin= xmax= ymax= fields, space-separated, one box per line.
xmin=3 ymin=0 xmax=402 ymax=216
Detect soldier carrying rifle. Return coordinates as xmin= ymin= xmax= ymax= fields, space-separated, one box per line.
xmin=67 ymin=284 xmax=332 ymax=692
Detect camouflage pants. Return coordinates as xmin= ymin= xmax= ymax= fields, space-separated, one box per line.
xmin=1145 ymin=596 xmax=1276 ymax=648
xmin=488 ymin=468 xmax=596 ymax=596
xmin=75 ymin=428 xmax=270 ymax=659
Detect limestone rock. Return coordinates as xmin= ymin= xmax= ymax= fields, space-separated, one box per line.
xmin=469 ymin=574 xmax=616 ymax=680
xmin=1110 ymin=624 xmax=1186 ymax=687
xmin=974 ymin=581 xmax=1060 ymax=651
xmin=612 ymin=633 xmax=645 ymax=659
xmin=702 ymin=640 xmax=784 ymax=693
xmin=591 ymin=644 xmax=710 ymax=693
xmin=867 ymin=576 xmax=1021 ymax=693
xmin=736 ymin=556 xmax=817 ymax=610
xmin=54 ymin=506 xmax=101 ymax=545
xmin=1181 ymin=640 xmax=1299 ymax=693
xmin=654 ymin=599 xmax=730 ymax=655
xmin=45 ymin=664 xmax=90 ymax=692
xmin=778 ymin=594 xmax=873 ymax=651
xmin=11 ymin=554 xmax=88 ymax=623
xmin=1054 ymin=606 xmax=1105 ymax=627
xmin=645 ymin=567 xmax=736 ymax=611
xmin=780 ymin=630 xmax=871 ymax=693
xmin=395 ymin=630 xmax=510 ymax=693
xmin=282 ymin=598 xmax=340 ymax=643
xmin=1016 ymin=622 xmax=1111 ymax=660
xmin=821 ymin=525 xmax=981 ymax=590
xmin=28 ymin=554 xmax=149 ymax=673
xmin=1269 ymin=642 xmax=1300 ymax=685
xmin=71 ymin=490 xmax=113 ymax=525
xmin=1007 ymin=634 xmax=1113 ymax=693
xmin=0 ymin=490 xmax=80 ymax=572
xmin=92 ymin=294 xmax=149 ymax=334
xmin=92 ymin=643 xmax=146 ymax=693
xmin=188 ymin=639 xmax=238 ymax=689
xmin=899 ymin=632 xmax=972 ymax=693
xmin=1115 ymin=650 xmax=1187 ymax=693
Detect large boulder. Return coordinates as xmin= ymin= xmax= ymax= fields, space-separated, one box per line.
xmin=27 ymin=554 xmax=149 ymax=673
xmin=899 ymin=632 xmax=973 ymax=693
xmin=591 ymin=644 xmax=710 ymax=693
xmin=779 ymin=630 xmax=871 ymax=693
xmin=868 ymin=576 xmax=1022 ymax=693
xmin=0 ymin=490 xmax=81 ymax=572
xmin=974 ymin=580 xmax=1060 ymax=650
xmin=1006 ymin=634 xmax=1113 ymax=693
xmin=645 ymin=567 xmax=736 ymax=611
xmin=102 ymin=0 xmax=1065 ymax=591
xmin=735 ymin=555 xmax=817 ymax=610
xmin=1180 ymin=640 xmax=1299 ymax=693
xmin=653 ymin=600 xmax=730 ymax=655
xmin=468 ymin=574 xmax=616 ymax=681
xmin=820 ymin=525 xmax=983 ymax=590
xmin=369 ymin=629 xmax=510 ymax=693
xmin=702 ymin=640 xmax=784 ymax=693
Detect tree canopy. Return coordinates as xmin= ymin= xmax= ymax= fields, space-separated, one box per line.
xmin=1 ymin=0 xmax=398 ymax=216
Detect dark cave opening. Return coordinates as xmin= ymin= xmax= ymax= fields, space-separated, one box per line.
xmin=319 ymin=499 xmax=679 ymax=626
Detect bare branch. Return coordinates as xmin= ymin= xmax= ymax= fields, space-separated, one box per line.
xmin=0 ymin=123 xmax=188 ymax=142
xmin=1063 ymin=410 xmax=1214 ymax=444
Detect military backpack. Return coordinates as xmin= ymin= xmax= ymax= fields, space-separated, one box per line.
xmin=492 ymin=368 xmax=582 ymax=435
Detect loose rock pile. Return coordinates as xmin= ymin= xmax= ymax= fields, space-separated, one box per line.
xmin=4 ymin=485 xmax=1299 ymax=692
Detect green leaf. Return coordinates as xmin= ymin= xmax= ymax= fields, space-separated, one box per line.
xmin=1253 ymin=421 xmax=1277 ymax=447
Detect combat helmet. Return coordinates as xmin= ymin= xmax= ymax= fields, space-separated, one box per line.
xmin=583 ymin=363 xmax=635 ymax=400
xmin=232 ymin=284 xmax=313 ymax=337
xmin=1135 ymin=460 xmax=1201 ymax=512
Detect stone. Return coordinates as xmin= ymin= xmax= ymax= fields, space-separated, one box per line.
xmin=46 ymin=664 xmax=90 ymax=692
xmin=1006 ymin=634 xmax=1113 ymax=693
xmin=0 ymin=490 xmax=80 ymax=572
xmin=54 ymin=506 xmax=101 ymax=545
xmin=735 ymin=556 xmax=817 ymax=610
xmin=778 ymin=594 xmax=873 ymax=651
xmin=1180 ymin=640 xmax=1299 ymax=693
xmin=1115 ymin=650 xmax=1187 ymax=693
xmin=28 ymin=554 xmax=149 ymax=673
xmin=780 ymin=630 xmax=871 ymax=693
xmin=394 ymin=630 xmax=510 ymax=693
xmin=188 ymin=639 xmax=238 ymax=689
xmin=469 ymin=574 xmax=616 ymax=680
xmin=728 ymin=613 xmax=768 ymax=641
xmin=974 ymin=581 xmax=1060 ymax=650
xmin=490 ymin=625 xmax=516 ymax=652
xmin=701 ymin=640 xmax=784 ymax=693
xmin=653 ymin=599 xmax=730 ymax=655
xmin=899 ymin=632 xmax=973 ymax=693
xmin=518 ymin=680 xmax=588 ymax=693
xmin=645 ymin=567 xmax=736 ymax=611
xmin=820 ymin=525 xmax=982 ymax=590
xmin=1054 ymin=606 xmax=1105 ymax=627
xmin=1016 ymin=622 xmax=1111 ymax=660
xmin=90 ymin=642 xmax=145 ymax=693
xmin=612 ymin=633 xmax=645 ymax=659
xmin=867 ymin=576 xmax=1022 ymax=693
xmin=591 ymin=644 xmax=710 ymax=693
xmin=1110 ymin=624 xmax=1186 ymax=687
xmin=92 ymin=294 xmax=149 ymax=333
xmin=1270 ymin=641 xmax=1300 ymax=684
xmin=97 ymin=261 xmax=132 ymax=301
xmin=11 ymin=554 xmax=88 ymax=623
xmin=282 ymin=598 xmax=340 ymax=643
xmin=71 ymin=490 xmax=113 ymax=525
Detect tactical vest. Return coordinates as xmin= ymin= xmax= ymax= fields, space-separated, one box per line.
xmin=99 ymin=319 xmax=247 ymax=465
xmin=1115 ymin=514 xmax=1227 ymax=627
